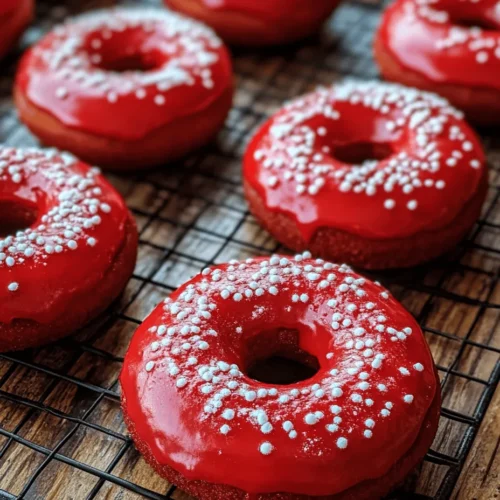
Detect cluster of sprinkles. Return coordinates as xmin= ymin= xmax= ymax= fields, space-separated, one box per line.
xmin=38 ymin=8 xmax=222 ymax=105
xmin=0 ymin=147 xmax=113 ymax=293
xmin=251 ymin=81 xmax=482 ymax=212
xmin=143 ymin=252 xmax=430 ymax=456
xmin=411 ymin=0 xmax=500 ymax=64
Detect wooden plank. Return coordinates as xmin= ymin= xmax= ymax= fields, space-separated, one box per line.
xmin=452 ymin=384 xmax=500 ymax=500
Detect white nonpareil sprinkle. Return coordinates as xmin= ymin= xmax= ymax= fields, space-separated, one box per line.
xmin=7 ymin=282 xmax=19 ymax=292
xmin=0 ymin=148 xmax=117 ymax=276
xmin=336 ymin=437 xmax=348 ymax=449
xmin=259 ymin=442 xmax=273 ymax=455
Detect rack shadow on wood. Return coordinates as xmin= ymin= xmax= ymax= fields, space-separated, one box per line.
xmin=0 ymin=0 xmax=498 ymax=499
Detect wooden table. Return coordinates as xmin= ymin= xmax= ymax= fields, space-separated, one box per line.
xmin=0 ymin=0 xmax=498 ymax=499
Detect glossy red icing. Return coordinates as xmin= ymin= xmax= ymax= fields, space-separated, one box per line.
xmin=0 ymin=147 xmax=129 ymax=324
xmin=198 ymin=0 xmax=338 ymax=23
xmin=15 ymin=8 xmax=233 ymax=141
xmin=244 ymin=81 xmax=486 ymax=241
xmin=0 ymin=1 xmax=19 ymax=16
xmin=121 ymin=253 xmax=437 ymax=496
xmin=378 ymin=0 xmax=500 ymax=90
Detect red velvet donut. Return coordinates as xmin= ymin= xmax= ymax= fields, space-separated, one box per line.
xmin=0 ymin=0 xmax=33 ymax=59
xmin=244 ymin=81 xmax=488 ymax=270
xmin=163 ymin=0 xmax=342 ymax=46
xmin=121 ymin=252 xmax=440 ymax=499
xmin=14 ymin=8 xmax=233 ymax=171
xmin=375 ymin=0 xmax=500 ymax=125
xmin=0 ymin=147 xmax=138 ymax=352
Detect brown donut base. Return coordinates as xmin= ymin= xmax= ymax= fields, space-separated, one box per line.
xmin=14 ymin=87 xmax=233 ymax=171
xmin=121 ymin=370 xmax=441 ymax=500
xmin=0 ymin=215 xmax=138 ymax=352
xmin=374 ymin=36 xmax=500 ymax=127
xmin=163 ymin=0 xmax=339 ymax=46
xmin=243 ymin=167 xmax=488 ymax=270
xmin=0 ymin=0 xmax=33 ymax=60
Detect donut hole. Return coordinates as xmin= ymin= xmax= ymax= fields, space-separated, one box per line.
xmin=0 ymin=199 xmax=38 ymax=237
xmin=97 ymin=53 xmax=160 ymax=73
xmin=332 ymin=142 xmax=394 ymax=165
xmin=244 ymin=328 xmax=320 ymax=385
xmin=87 ymin=30 xmax=165 ymax=73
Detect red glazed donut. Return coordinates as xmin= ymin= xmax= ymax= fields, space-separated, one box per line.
xmin=163 ymin=0 xmax=342 ymax=46
xmin=0 ymin=0 xmax=33 ymax=59
xmin=0 ymin=147 xmax=138 ymax=352
xmin=244 ymin=81 xmax=488 ymax=270
xmin=14 ymin=8 xmax=233 ymax=171
xmin=375 ymin=0 xmax=500 ymax=126
xmin=121 ymin=252 xmax=440 ymax=500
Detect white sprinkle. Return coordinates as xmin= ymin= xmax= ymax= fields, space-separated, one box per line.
xmin=145 ymin=361 xmax=154 ymax=372
xmin=384 ymin=199 xmax=395 ymax=210
xmin=407 ymin=200 xmax=418 ymax=211
xmin=220 ymin=424 xmax=231 ymax=435
xmin=305 ymin=413 xmax=319 ymax=425
xmin=259 ymin=442 xmax=273 ymax=455
xmin=261 ymin=422 xmax=273 ymax=434
xmin=176 ymin=377 xmax=187 ymax=388
xmin=222 ymin=409 xmax=235 ymax=420
xmin=332 ymin=387 xmax=343 ymax=398
xmin=7 ymin=282 xmax=19 ymax=292
xmin=336 ymin=437 xmax=348 ymax=449
xmin=404 ymin=394 xmax=414 ymax=404
xmin=245 ymin=391 xmax=257 ymax=402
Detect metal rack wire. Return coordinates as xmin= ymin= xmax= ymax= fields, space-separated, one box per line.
xmin=0 ymin=0 xmax=498 ymax=498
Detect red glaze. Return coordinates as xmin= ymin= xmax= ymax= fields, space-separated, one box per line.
xmin=0 ymin=1 xmax=19 ymax=16
xmin=0 ymin=147 xmax=131 ymax=325
xmin=188 ymin=0 xmax=338 ymax=23
xmin=0 ymin=0 xmax=33 ymax=60
xmin=244 ymin=81 xmax=486 ymax=242
xmin=15 ymin=8 xmax=233 ymax=141
xmin=121 ymin=253 xmax=438 ymax=497
xmin=163 ymin=0 xmax=341 ymax=46
xmin=377 ymin=0 xmax=500 ymax=91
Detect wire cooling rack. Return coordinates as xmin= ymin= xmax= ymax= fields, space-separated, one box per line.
xmin=0 ymin=0 xmax=498 ymax=499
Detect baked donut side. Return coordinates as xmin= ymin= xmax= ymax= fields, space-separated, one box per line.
xmin=163 ymin=0 xmax=341 ymax=46
xmin=0 ymin=0 xmax=33 ymax=59
xmin=14 ymin=8 xmax=233 ymax=170
xmin=374 ymin=0 xmax=500 ymax=126
xmin=122 ymin=382 xmax=440 ymax=500
xmin=0 ymin=215 xmax=137 ymax=352
xmin=14 ymin=85 xmax=233 ymax=171
xmin=243 ymin=81 xmax=488 ymax=269
xmin=121 ymin=254 xmax=440 ymax=498
xmin=0 ymin=147 xmax=138 ymax=352
xmin=244 ymin=171 xmax=487 ymax=270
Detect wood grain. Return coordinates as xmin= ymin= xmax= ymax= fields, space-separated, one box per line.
xmin=452 ymin=384 xmax=500 ymax=500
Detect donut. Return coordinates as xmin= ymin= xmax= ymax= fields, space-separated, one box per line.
xmin=0 ymin=0 xmax=33 ymax=59
xmin=163 ymin=0 xmax=342 ymax=46
xmin=374 ymin=0 xmax=500 ymax=126
xmin=0 ymin=146 xmax=138 ymax=352
xmin=14 ymin=8 xmax=233 ymax=171
xmin=121 ymin=252 xmax=440 ymax=499
xmin=243 ymin=81 xmax=488 ymax=270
